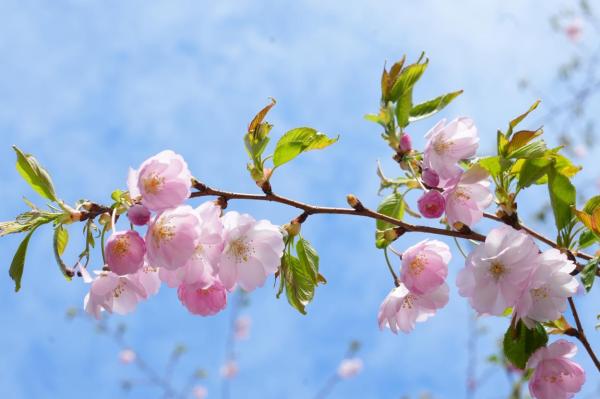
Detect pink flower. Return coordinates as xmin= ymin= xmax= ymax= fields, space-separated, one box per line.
xmin=337 ymin=358 xmax=363 ymax=379
xmin=146 ymin=205 xmax=202 ymax=271
xmin=127 ymin=204 xmax=151 ymax=226
xmin=119 ymin=349 xmax=136 ymax=364
xmin=83 ymin=271 xmax=147 ymax=319
xmin=377 ymin=282 xmax=449 ymax=333
xmin=217 ymin=211 xmax=285 ymax=291
xmin=234 ymin=315 xmax=252 ymax=340
xmin=400 ymin=239 xmax=450 ymax=295
xmin=527 ymin=340 xmax=585 ymax=399
xmin=444 ymin=166 xmax=493 ymax=228
xmin=159 ymin=202 xmax=224 ymax=287
xmin=177 ymin=278 xmax=227 ymax=316
xmin=423 ymin=117 xmax=479 ymax=180
xmin=516 ymin=249 xmax=578 ymax=327
xmin=417 ymin=190 xmax=445 ymax=218
xmin=131 ymin=264 xmax=161 ymax=298
xmin=105 ymin=230 xmax=146 ymax=275
xmin=192 ymin=386 xmax=208 ymax=399
xmin=399 ymin=133 xmax=412 ymax=153
xmin=456 ymin=226 xmax=539 ymax=316
xmin=220 ymin=360 xmax=238 ymax=379
xmin=128 ymin=150 xmax=192 ymax=212
xmin=421 ymin=168 xmax=440 ymax=188
xmin=565 ymin=18 xmax=583 ymax=43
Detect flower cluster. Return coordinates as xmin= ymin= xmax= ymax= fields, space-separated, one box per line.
xmin=378 ymin=239 xmax=451 ymax=333
xmin=84 ymin=150 xmax=285 ymax=319
xmin=416 ymin=117 xmax=493 ymax=228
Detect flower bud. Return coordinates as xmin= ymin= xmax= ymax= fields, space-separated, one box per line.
xmin=399 ymin=133 xmax=412 ymax=153
xmin=98 ymin=212 xmax=112 ymax=226
xmin=346 ymin=194 xmax=364 ymax=210
xmin=421 ymin=168 xmax=440 ymax=188
xmin=105 ymin=230 xmax=146 ymax=275
xmin=127 ymin=204 xmax=151 ymax=226
xmin=283 ymin=221 xmax=301 ymax=237
xmin=417 ymin=190 xmax=445 ymax=218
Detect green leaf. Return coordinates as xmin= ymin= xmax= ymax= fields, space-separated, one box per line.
xmin=547 ymin=167 xmax=576 ymax=231
xmin=503 ymin=320 xmax=548 ymax=369
xmin=272 ymin=128 xmax=338 ymax=167
xmin=375 ymin=193 xmax=404 ymax=248
xmin=578 ymin=229 xmax=599 ymax=249
xmin=13 ymin=146 xmax=57 ymax=202
xmin=55 ymin=225 xmax=69 ymax=256
xmin=296 ymin=238 xmax=320 ymax=285
xmin=517 ymin=157 xmax=551 ymax=190
xmin=507 ymin=100 xmax=540 ymax=137
xmin=584 ymin=196 xmax=600 ymax=214
xmin=507 ymin=140 xmax=547 ymax=159
xmin=111 ymin=189 xmax=124 ymax=203
xmin=581 ymin=259 xmax=599 ymax=292
xmin=506 ymin=129 xmax=543 ymax=154
xmin=408 ymin=90 xmax=463 ymax=122
xmin=478 ymin=156 xmax=503 ymax=177
xmin=9 ymin=228 xmax=37 ymax=292
xmin=389 ymin=61 xmax=428 ymax=101
xmin=282 ymin=254 xmax=314 ymax=315
xmin=395 ymin=89 xmax=413 ymax=128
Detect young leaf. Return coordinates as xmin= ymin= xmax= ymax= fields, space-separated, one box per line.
xmin=547 ymin=167 xmax=576 ymax=231
xmin=408 ymin=90 xmax=463 ymax=122
xmin=13 ymin=146 xmax=57 ymax=202
xmin=517 ymin=157 xmax=551 ymax=190
xmin=581 ymin=259 xmax=599 ymax=292
xmin=389 ymin=60 xmax=428 ymax=101
xmin=507 ymin=140 xmax=547 ymax=160
xmin=9 ymin=228 xmax=37 ymax=292
xmin=55 ymin=225 xmax=69 ymax=256
xmin=507 ymin=100 xmax=540 ymax=137
xmin=376 ymin=193 xmax=405 ymax=232
xmin=506 ymin=129 xmax=543 ymax=154
xmin=478 ymin=156 xmax=503 ymax=177
xmin=296 ymin=238 xmax=320 ymax=285
xmin=395 ymin=89 xmax=413 ymax=128
xmin=503 ymin=320 xmax=548 ymax=369
xmin=282 ymin=254 xmax=314 ymax=315
xmin=578 ymin=229 xmax=599 ymax=249
xmin=584 ymin=195 xmax=600 ymax=214
xmin=273 ymin=128 xmax=338 ymax=167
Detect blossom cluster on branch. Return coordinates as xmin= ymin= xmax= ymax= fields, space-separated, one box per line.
xmin=1 ymin=53 xmax=599 ymax=398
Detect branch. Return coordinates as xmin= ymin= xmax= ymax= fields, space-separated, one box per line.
xmin=568 ymin=298 xmax=600 ymax=372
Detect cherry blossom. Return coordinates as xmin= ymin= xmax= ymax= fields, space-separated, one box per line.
xmin=119 ymin=349 xmax=136 ymax=364
xmin=127 ymin=204 xmax=151 ymax=226
xmin=417 ymin=190 xmax=445 ymax=218
xmin=217 ymin=211 xmax=285 ymax=291
xmin=527 ymin=340 xmax=585 ymax=399
xmin=177 ymin=278 xmax=227 ymax=316
xmin=399 ymin=133 xmax=412 ymax=153
xmin=443 ymin=165 xmax=492 ymax=228
xmin=192 ymin=386 xmax=208 ymax=399
xmin=337 ymin=358 xmax=363 ymax=379
xmin=220 ymin=360 xmax=239 ymax=379
xmin=146 ymin=205 xmax=202 ymax=271
xmin=565 ymin=18 xmax=583 ymax=43
xmin=516 ymin=249 xmax=579 ymax=327
xmin=131 ymin=264 xmax=161 ymax=298
xmin=378 ymin=282 xmax=449 ymax=333
xmin=423 ymin=117 xmax=479 ymax=181
xmin=128 ymin=150 xmax=192 ymax=212
xmin=104 ymin=230 xmax=146 ymax=276
xmin=234 ymin=315 xmax=252 ymax=340
xmin=457 ymin=225 xmax=539 ymax=316
xmin=400 ymin=239 xmax=450 ymax=295
xmin=83 ymin=271 xmax=147 ymax=319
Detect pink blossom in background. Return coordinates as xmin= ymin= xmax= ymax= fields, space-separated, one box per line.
xmin=159 ymin=202 xmax=224 ymax=287
xmin=146 ymin=205 xmax=202 ymax=270
xmin=417 ymin=190 xmax=445 ymax=218
xmin=104 ymin=230 xmax=146 ymax=276
xmin=192 ymin=386 xmax=208 ymax=399
xmin=127 ymin=204 xmax=151 ymax=226
xmin=565 ymin=18 xmax=583 ymax=43
xmin=457 ymin=226 xmax=539 ymax=316
xmin=218 ymin=211 xmax=285 ymax=291
xmin=83 ymin=271 xmax=147 ymax=319
xmin=220 ymin=360 xmax=239 ymax=379
xmin=527 ymin=340 xmax=585 ymax=399
xmin=177 ymin=278 xmax=227 ymax=316
xmin=131 ymin=265 xmax=161 ymax=298
xmin=573 ymin=144 xmax=587 ymax=158
xmin=234 ymin=315 xmax=252 ymax=340
xmin=128 ymin=150 xmax=192 ymax=212
xmin=400 ymin=239 xmax=450 ymax=295
xmin=337 ymin=358 xmax=363 ymax=379
xmin=516 ymin=249 xmax=578 ymax=327
xmin=423 ymin=117 xmax=479 ymax=180
xmin=119 ymin=349 xmax=136 ymax=364
xmin=443 ymin=165 xmax=493 ymax=228
xmin=377 ymin=282 xmax=449 ymax=333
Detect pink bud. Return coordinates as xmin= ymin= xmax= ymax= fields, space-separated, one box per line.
xmin=127 ymin=204 xmax=151 ymax=226
xmin=105 ymin=230 xmax=146 ymax=275
xmin=119 ymin=349 xmax=136 ymax=364
xmin=177 ymin=279 xmax=227 ymax=316
xmin=417 ymin=190 xmax=445 ymax=218
xmin=399 ymin=134 xmax=412 ymax=153
xmin=421 ymin=168 xmax=440 ymax=188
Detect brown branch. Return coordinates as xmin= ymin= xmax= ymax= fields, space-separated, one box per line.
xmin=191 ymin=180 xmax=486 ymax=243
xmin=568 ymin=297 xmax=600 ymax=372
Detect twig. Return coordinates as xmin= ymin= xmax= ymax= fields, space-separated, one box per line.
xmin=568 ymin=297 xmax=600 ymax=372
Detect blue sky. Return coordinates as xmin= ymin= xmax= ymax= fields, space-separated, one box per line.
xmin=1 ymin=0 xmax=599 ymax=398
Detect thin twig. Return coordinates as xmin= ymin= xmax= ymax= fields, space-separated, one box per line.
xmin=568 ymin=297 xmax=600 ymax=372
